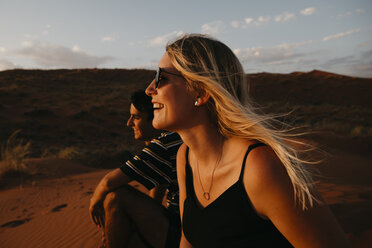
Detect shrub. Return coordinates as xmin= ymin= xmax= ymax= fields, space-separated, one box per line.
xmin=57 ymin=146 xmax=78 ymax=159
xmin=41 ymin=146 xmax=79 ymax=159
xmin=0 ymin=130 xmax=31 ymax=179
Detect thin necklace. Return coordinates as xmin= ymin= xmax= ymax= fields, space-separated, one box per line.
xmin=195 ymin=144 xmax=223 ymax=200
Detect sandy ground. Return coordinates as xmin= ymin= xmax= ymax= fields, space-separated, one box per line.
xmin=0 ymin=138 xmax=371 ymax=247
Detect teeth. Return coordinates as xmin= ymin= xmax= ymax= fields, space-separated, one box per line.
xmin=153 ymin=103 xmax=164 ymax=109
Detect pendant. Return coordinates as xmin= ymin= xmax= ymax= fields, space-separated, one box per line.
xmin=203 ymin=192 xmax=210 ymax=200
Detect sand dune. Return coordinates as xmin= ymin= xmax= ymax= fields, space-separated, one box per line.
xmin=0 ymin=159 xmax=151 ymax=248
xmin=0 ymin=167 xmax=106 ymax=248
xmin=0 ymin=140 xmax=371 ymax=248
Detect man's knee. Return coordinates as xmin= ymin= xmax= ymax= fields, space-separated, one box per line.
xmin=103 ymin=185 xmax=137 ymax=211
xmin=104 ymin=190 xmax=121 ymax=211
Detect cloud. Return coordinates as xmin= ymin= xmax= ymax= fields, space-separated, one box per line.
xmin=245 ymin=18 xmax=253 ymax=24
xmin=255 ymin=16 xmax=270 ymax=25
xmin=275 ymin=12 xmax=295 ymax=22
xmin=337 ymin=8 xmax=366 ymax=18
xmin=230 ymin=18 xmax=253 ymax=29
xmin=320 ymin=50 xmax=372 ymax=78
xmin=323 ymin=29 xmax=360 ymax=41
xmin=350 ymin=50 xmax=372 ymax=77
xmin=102 ymin=36 xmax=115 ymax=42
xmin=233 ymin=40 xmax=318 ymax=72
xmin=231 ymin=21 xmax=239 ymax=28
xmin=321 ymin=55 xmax=356 ymax=68
xmin=0 ymin=47 xmax=6 ymax=53
xmin=0 ymin=59 xmax=18 ymax=71
xmin=233 ymin=10 xmax=300 ymax=29
xmin=351 ymin=63 xmax=372 ymax=77
xmin=15 ymin=40 xmax=113 ymax=68
xmin=234 ymin=40 xmax=314 ymax=64
xmin=301 ymin=7 xmax=316 ymax=16
xmin=148 ymin=31 xmax=184 ymax=47
xmin=201 ymin=21 xmax=224 ymax=36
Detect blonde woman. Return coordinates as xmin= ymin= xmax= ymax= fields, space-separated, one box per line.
xmin=145 ymin=34 xmax=350 ymax=247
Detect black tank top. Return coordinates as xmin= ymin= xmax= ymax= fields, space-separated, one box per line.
xmin=182 ymin=143 xmax=293 ymax=247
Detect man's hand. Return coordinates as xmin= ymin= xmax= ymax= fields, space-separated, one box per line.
xmin=89 ymin=168 xmax=131 ymax=227
xmin=90 ymin=194 xmax=105 ymax=228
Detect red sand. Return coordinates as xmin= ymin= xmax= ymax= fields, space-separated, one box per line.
xmin=0 ymin=140 xmax=371 ymax=247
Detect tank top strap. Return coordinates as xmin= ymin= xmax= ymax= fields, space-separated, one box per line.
xmin=185 ymin=146 xmax=190 ymax=165
xmin=239 ymin=143 xmax=267 ymax=181
xmin=185 ymin=147 xmax=193 ymax=195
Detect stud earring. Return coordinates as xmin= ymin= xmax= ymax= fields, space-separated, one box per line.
xmin=194 ymin=100 xmax=198 ymax=106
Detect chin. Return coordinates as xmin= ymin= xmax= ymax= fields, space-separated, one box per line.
xmin=153 ymin=117 xmax=176 ymax=131
xmin=134 ymin=134 xmax=142 ymax=140
xmin=152 ymin=119 xmax=162 ymax=130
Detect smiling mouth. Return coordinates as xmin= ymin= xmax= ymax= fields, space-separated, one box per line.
xmin=153 ymin=103 xmax=164 ymax=110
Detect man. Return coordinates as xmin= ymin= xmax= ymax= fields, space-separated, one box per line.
xmin=90 ymin=90 xmax=182 ymax=248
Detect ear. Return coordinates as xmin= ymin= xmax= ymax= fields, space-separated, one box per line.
xmin=195 ymin=90 xmax=211 ymax=107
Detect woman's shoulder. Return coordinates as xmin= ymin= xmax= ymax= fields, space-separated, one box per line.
xmin=242 ymin=144 xmax=294 ymax=216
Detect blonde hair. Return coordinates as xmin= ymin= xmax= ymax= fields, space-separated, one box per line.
xmin=166 ymin=34 xmax=318 ymax=210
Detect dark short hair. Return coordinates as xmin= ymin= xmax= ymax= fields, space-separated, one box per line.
xmin=130 ymin=90 xmax=153 ymax=120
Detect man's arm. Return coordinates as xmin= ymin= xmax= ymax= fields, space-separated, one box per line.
xmin=149 ymin=185 xmax=167 ymax=204
xmin=89 ymin=168 xmax=132 ymax=227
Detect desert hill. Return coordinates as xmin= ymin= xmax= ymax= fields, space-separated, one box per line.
xmin=0 ymin=68 xmax=370 ymax=167
xmin=248 ymin=69 xmax=372 ymax=108
xmin=0 ymin=69 xmax=154 ymax=167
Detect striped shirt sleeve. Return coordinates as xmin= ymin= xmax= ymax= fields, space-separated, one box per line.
xmin=120 ymin=132 xmax=182 ymax=190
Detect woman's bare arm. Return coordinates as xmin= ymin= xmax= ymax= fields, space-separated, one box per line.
xmin=243 ymin=146 xmax=351 ymax=248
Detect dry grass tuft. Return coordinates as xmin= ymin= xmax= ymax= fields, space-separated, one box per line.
xmin=42 ymin=146 xmax=79 ymax=160
xmin=57 ymin=146 xmax=78 ymax=159
xmin=0 ymin=130 xmax=31 ymax=179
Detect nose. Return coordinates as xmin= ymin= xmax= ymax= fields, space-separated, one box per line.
xmin=127 ymin=116 xmax=133 ymax=127
xmin=145 ymin=79 xmax=157 ymax=96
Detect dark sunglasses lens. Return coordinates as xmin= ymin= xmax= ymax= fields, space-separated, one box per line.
xmin=155 ymin=68 xmax=161 ymax=88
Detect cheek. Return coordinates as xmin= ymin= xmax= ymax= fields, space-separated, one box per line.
xmin=134 ymin=120 xmax=142 ymax=129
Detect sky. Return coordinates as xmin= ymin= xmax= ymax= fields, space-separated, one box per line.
xmin=0 ymin=0 xmax=371 ymax=77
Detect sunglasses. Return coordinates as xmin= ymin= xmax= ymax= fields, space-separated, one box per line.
xmin=155 ymin=67 xmax=183 ymax=88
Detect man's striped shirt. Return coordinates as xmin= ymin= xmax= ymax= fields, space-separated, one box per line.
xmin=120 ymin=132 xmax=182 ymax=212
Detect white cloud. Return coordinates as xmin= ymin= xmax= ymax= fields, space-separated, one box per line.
xmin=301 ymin=7 xmax=316 ymax=16
xmin=233 ymin=40 xmax=315 ymax=71
xmin=201 ymin=21 xmax=224 ymax=36
xmin=72 ymin=45 xmax=81 ymax=52
xmin=275 ymin=12 xmax=295 ymax=22
xmin=231 ymin=18 xmax=254 ymax=29
xmin=231 ymin=21 xmax=239 ymax=28
xmin=338 ymin=9 xmax=366 ymax=18
xmin=232 ymin=11 xmax=298 ymax=29
xmin=245 ymin=18 xmax=253 ymax=24
xmin=22 ymin=41 xmax=34 ymax=47
xmin=102 ymin=36 xmax=115 ymax=42
xmin=15 ymin=40 xmax=113 ymax=68
xmin=0 ymin=59 xmax=18 ymax=71
xmin=255 ymin=16 xmax=270 ymax=25
xmin=148 ymin=31 xmax=184 ymax=47
xmin=323 ymin=29 xmax=360 ymax=41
